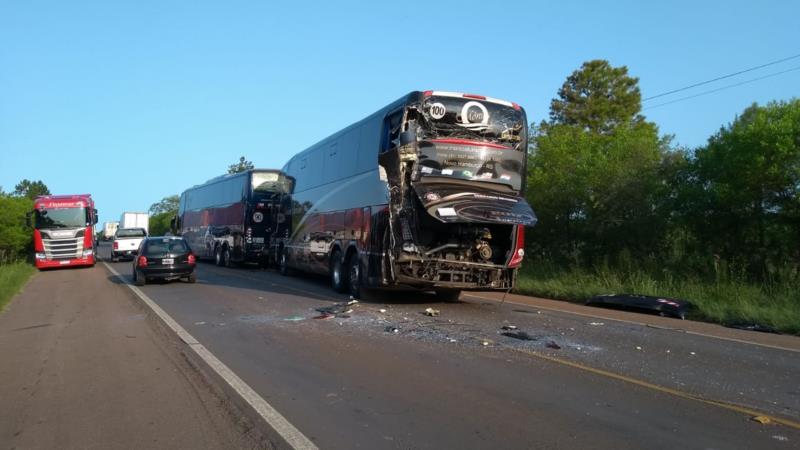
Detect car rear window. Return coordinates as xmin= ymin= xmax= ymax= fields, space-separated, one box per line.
xmin=117 ymin=228 xmax=146 ymax=238
xmin=144 ymin=239 xmax=189 ymax=256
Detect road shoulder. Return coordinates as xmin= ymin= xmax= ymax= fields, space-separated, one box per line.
xmin=0 ymin=264 xmax=265 ymax=449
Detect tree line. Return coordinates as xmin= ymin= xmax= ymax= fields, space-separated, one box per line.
xmin=0 ymin=180 xmax=51 ymax=263
xmin=526 ymin=60 xmax=800 ymax=282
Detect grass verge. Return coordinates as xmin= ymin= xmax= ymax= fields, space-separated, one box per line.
xmin=515 ymin=263 xmax=800 ymax=335
xmin=0 ymin=262 xmax=36 ymax=312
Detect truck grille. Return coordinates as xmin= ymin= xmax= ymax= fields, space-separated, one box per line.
xmin=43 ymin=237 xmax=83 ymax=260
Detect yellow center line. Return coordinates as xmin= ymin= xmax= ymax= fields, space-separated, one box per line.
xmin=509 ymin=345 xmax=800 ymax=430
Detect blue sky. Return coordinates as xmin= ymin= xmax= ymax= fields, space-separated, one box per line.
xmin=1 ymin=1 xmax=798 ymax=228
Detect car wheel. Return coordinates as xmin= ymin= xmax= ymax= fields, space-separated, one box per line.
xmin=347 ymin=253 xmax=362 ymax=299
xmin=435 ymin=290 xmax=461 ymax=302
xmin=330 ymin=249 xmax=346 ymax=293
xmin=134 ymin=269 xmax=146 ymax=286
xmin=187 ymin=272 xmax=197 ymax=283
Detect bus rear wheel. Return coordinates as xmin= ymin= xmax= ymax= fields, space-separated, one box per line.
xmin=347 ymin=254 xmax=362 ymax=299
xmin=279 ymin=248 xmax=293 ymax=276
xmin=330 ymin=249 xmax=345 ymax=293
xmin=214 ymin=245 xmax=222 ymax=266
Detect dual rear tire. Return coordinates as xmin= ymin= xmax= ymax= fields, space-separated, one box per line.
xmin=330 ymin=249 xmax=362 ymax=298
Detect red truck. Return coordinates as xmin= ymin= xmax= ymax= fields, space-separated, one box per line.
xmin=31 ymin=194 xmax=98 ymax=269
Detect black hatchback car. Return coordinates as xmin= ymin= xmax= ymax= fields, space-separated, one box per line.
xmin=132 ymin=236 xmax=196 ymax=286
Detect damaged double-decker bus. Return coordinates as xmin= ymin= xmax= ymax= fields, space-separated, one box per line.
xmin=279 ymin=90 xmax=536 ymax=299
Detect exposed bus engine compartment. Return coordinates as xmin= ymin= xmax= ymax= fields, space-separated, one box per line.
xmin=377 ymin=92 xmax=537 ymax=290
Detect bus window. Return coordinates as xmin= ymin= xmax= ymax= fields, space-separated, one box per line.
xmin=381 ymin=110 xmax=403 ymax=153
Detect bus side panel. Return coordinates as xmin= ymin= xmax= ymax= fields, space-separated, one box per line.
xmin=285 ymin=169 xmax=388 ymax=275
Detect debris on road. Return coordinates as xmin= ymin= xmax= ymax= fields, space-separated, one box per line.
xmin=501 ymin=325 xmax=517 ymax=330
xmin=313 ymin=312 xmax=335 ymax=320
xmin=423 ymin=307 xmax=440 ymax=317
xmin=482 ymin=341 xmax=490 ymax=346
xmin=586 ymin=294 xmax=691 ymax=319
xmin=283 ymin=316 xmax=305 ymax=322
xmin=726 ymin=322 xmax=780 ymax=334
xmin=588 ymin=322 xmax=604 ymax=326
xmin=501 ymin=330 xmax=536 ymax=341
xmin=385 ymin=326 xmax=399 ymax=333
xmin=635 ymin=346 xmax=643 ymax=351
xmin=751 ymin=415 xmax=772 ymax=425
xmin=379 ymin=308 xmax=387 ymax=313
xmin=546 ymin=341 xmax=561 ymax=350
xmin=316 ymin=301 xmax=357 ymax=318
xmin=194 ymin=321 xmax=206 ymax=326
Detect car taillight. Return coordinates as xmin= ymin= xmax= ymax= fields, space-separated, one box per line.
xmin=137 ymin=256 xmax=148 ymax=267
xmin=113 ymin=241 xmax=119 ymax=249
xmin=508 ymin=225 xmax=525 ymax=268
xmin=187 ymin=253 xmax=196 ymax=264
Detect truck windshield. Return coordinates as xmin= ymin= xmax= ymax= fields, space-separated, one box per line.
xmin=34 ymin=207 xmax=88 ymax=229
xmin=418 ymin=95 xmax=525 ymax=150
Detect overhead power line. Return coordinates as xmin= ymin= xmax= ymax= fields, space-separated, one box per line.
xmin=643 ymin=65 xmax=800 ymax=111
xmin=643 ymin=53 xmax=800 ymax=101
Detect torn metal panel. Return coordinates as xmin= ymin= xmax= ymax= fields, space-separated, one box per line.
xmin=412 ymin=183 xmax=536 ymax=226
xmin=586 ymin=294 xmax=692 ymax=320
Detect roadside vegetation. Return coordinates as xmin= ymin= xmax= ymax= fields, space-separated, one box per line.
xmin=0 ymin=181 xmax=46 ymax=310
xmin=521 ymin=60 xmax=800 ymax=335
xmin=0 ymin=262 xmax=36 ymax=311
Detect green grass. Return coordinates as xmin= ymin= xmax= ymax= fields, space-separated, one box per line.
xmin=515 ymin=262 xmax=800 ymax=335
xmin=0 ymin=262 xmax=36 ymax=312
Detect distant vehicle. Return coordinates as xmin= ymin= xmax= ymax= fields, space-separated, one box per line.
xmin=102 ymin=221 xmax=119 ymax=241
xmin=132 ymin=236 xmax=196 ymax=286
xmin=175 ymin=169 xmax=293 ymax=267
xmin=111 ymin=228 xmax=147 ymax=262
xmin=279 ymin=90 xmax=536 ymax=298
xmin=120 ymin=212 xmax=149 ymax=233
xmin=29 ymin=194 xmax=98 ymax=269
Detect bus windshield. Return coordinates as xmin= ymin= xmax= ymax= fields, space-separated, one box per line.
xmin=252 ymin=172 xmax=281 ymax=194
xmin=34 ymin=207 xmax=88 ymax=229
xmin=418 ymin=95 xmax=525 ymax=150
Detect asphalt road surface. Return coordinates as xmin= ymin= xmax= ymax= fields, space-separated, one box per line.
xmin=28 ymin=243 xmax=800 ymax=448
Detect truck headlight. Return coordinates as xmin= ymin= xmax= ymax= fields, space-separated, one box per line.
xmin=83 ymin=249 xmax=94 ymax=257
xmin=35 ymin=253 xmax=46 ymax=260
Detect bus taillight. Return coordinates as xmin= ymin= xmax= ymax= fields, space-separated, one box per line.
xmin=508 ymin=225 xmax=525 ymax=268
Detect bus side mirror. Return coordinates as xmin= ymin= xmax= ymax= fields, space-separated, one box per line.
xmin=399 ymin=129 xmax=417 ymax=146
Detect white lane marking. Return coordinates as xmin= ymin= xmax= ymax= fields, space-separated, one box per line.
xmin=104 ymin=263 xmax=318 ymax=450
xmin=465 ymin=293 xmax=800 ymax=354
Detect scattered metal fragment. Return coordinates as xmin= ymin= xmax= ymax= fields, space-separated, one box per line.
xmin=448 ymin=338 xmax=457 ymax=343
xmin=546 ymin=341 xmax=561 ymax=350
xmin=635 ymin=346 xmax=643 ymax=351
xmin=194 ymin=321 xmax=206 ymax=326
xmin=313 ymin=313 xmax=335 ymax=320
xmin=423 ymin=307 xmax=440 ymax=317
xmin=482 ymin=341 xmax=490 ymax=346
xmin=385 ymin=326 xmax=399 ymax=333
xmin=502 ymin=330 xmax=535 ymax=341
xmin=283 ymin=316 xmax=305 ymax=322
xmin=588 ymin=322 xmax=604 ymax=326
xmin=501 ymin=325 xmax=517 ymax=330
xmin=379 ymin=309 xmax=387 ymax=313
